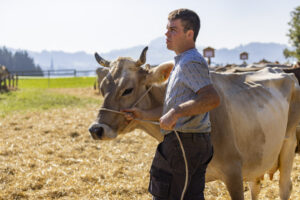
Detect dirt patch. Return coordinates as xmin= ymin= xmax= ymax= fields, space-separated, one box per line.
xmin=0 ymin=88 xmax=300 ymax=199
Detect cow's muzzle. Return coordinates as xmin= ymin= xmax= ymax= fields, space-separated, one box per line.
xmin=89 ymin=125 xmax=104 ymax=140
xmin=88 ymin=123 xmax=117 ymax=140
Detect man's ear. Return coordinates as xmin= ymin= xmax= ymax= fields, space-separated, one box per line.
xmin=144 ymin=61 xmax=174 ymax=85
xmin=187 ymin=29 xmax=194 ymax=40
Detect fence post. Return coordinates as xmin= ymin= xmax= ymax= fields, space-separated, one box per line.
xmin=12 ymin=75 xmax=15 ymax=89
xmin=11 ymin=75 xmax=13 ymax=89
xmin=8 ymin=75 xmax=11 ymax=89
xmin=16 ymin=75 xmax=18 ymax=89
xmin=12 ymin=75 xmax=14 ymax=89
xmin=48 ymin=70 xmax=50 ymax=88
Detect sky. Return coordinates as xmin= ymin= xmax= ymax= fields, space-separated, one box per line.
xmin=0 ymin=0 xmax=299 ymax=54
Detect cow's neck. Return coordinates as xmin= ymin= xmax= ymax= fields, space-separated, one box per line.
xmin=135 ymin=121 xmax=163 ymax=142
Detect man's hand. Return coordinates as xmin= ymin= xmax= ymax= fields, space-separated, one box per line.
xmin=121 ymin=107 xmax=144 ymax=121
xmin=159 ymin=108 xmax=178 ymax=130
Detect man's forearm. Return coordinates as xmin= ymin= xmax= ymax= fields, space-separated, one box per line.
xmin=172 ymin=85 xmax=220 ymax=119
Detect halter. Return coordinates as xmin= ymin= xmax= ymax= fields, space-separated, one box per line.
xmin=98 ymin=85 xmax=159 ymax=125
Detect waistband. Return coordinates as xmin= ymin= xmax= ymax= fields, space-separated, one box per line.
xmin=165 ymin=131 xmax=210 ymax=138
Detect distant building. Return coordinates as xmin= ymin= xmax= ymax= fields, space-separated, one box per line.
xmin=203 ymin=47 xmax=215 ymax=66
xmin=240 ymin=52 xmax=248 ymax=65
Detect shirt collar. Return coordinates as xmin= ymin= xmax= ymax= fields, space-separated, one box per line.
xmin=174 ymin=48 xmax=197 ymax=64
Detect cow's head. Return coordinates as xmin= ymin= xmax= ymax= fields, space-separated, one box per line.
xmin=0 ymin=65 xmax=9 ymax=77
xmin=89 ymin=47 xmax=174 ymax=140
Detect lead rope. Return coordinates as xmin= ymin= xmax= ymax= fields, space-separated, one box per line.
xmin=99 ymin=85 xmax=188 ymax=200
xmin=174 ymin=130 xmax=189 ymax=200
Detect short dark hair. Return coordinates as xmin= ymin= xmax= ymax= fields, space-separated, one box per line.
xmin=168 ymin=9 xmax=200 ymax=41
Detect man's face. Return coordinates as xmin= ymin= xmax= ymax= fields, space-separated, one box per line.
xmin=165 ymin=19 xmax=188 ymax=54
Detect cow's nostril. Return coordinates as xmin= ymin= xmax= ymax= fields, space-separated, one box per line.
xmin=95 ymin=127 xmax=104 ymax=138
xmin=89 ymin=127 xmax=94 ymax=134
xmin=89 ymin=125 xmax=104 ymax=139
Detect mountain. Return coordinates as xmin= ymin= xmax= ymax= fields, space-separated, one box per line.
xmin=213 ymin=42 xmax=290 ymax=65
xmin=27 ymin=50 xmax=97 ymax=71
xmin=3 ymin=37 xmax=292 ymax=71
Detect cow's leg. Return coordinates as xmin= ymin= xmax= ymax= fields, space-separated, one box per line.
xmin=222 ymin=163 xmax=244 ymax=200
xmin=4 ymin=77 xmax=7 ymax=89
xmin=278 ymin=136 xmax=296 ymax=200
xmin=279 ymin=88 xmax=300 ymax=199
xmin=296 ymin=126 xmax=300 ymax=153
xmin=248 ymin=179 xmax=261 ymax=200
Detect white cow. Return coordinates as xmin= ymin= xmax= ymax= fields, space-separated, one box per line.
xmin=89 ymin=48 xmax=300 ymax=200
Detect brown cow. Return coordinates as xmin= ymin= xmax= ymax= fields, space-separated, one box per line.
xmin=89 ymin=48 xmax=300 ymax=200
xmin=94 ymin=66 xmax=109 ymax=93
xmin=293 ymin=61 xmax=300 ymax=69
xmin=0 ymin=65 xmax=10 ymax=91
xmin=93 ymin=52 xmax=153 ymax=94
xmin=283 ymin=67 xmax=300 ymax=85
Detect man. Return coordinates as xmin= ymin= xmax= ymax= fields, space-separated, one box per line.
xmin=124 ymin=9 xmax=220 ymax=200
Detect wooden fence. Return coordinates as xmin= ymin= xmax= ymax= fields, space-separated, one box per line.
xmin=11 ymin=69 xmax=95 ymax=78
xmin=2 ymin=69 xmax=96 ymax=89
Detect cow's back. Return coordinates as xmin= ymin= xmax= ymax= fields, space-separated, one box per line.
xmin=207 ymin=67 xmax=298 ymax=181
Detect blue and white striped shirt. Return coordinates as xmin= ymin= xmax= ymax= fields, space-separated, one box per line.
xmin=162 ymin=48 xmax=212 ymax=135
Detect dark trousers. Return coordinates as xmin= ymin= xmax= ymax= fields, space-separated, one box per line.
xmin=148 ymin=131 xmax=213 ymax=200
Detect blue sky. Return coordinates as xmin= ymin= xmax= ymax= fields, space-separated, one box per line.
xmin=0 ymin=0 xmax=299 ymax=53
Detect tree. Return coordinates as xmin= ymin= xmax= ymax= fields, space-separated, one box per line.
xmin=0 ymin=47 xmax=43 ymax=76
xmin=0 ymin=47 xmax=13 ymax=68
xmin=284 ymin=6 xmax=300 ymax=61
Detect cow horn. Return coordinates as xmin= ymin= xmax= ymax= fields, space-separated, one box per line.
xmin=136 ymin=46 xmax=148 ymax=66
xmin=94 ymin=52 xmax=111 ymax=67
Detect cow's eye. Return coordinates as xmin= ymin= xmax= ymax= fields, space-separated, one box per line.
xmin=122 ymin=88 xmax=133 ymax=96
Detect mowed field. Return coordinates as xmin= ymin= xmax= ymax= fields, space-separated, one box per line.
xmin=0 ymin=77 xmax=300 ymax=200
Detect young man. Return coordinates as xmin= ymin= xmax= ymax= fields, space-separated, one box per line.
xmin=124 ymin=9 xmax=220 ymax=200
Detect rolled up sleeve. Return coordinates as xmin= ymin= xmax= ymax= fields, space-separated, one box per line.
xmin=181 ymin=61 xmax=212 ymax=93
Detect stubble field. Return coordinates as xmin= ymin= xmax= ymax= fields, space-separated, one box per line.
xmin=1 ymin=85 xmax=300 ymax=200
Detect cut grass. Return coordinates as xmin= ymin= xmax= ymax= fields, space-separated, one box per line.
xmin=0 ymin=89 xmax=100 ymax=118
xmin=19 ymin=77 xmax=96 ymax=89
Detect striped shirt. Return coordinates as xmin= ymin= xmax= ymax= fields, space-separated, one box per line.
xmin=162 ymin=48 xmax=212 ymax=135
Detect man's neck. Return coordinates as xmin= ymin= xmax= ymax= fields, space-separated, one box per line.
xmin=175 ymin=43 xmax=196 ymax=55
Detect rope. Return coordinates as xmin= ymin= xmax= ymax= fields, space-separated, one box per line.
xmin=174 ymin=130 xmax=188 ymax=200
xmin=99 ymin=108 xmax=124 ymax=115
xmin=132 ymin=85 xmax=153 ymax=107
xmin=98 ymin=107 xmax=161 ymax=126
xmin=99 ymin=85 xmax=153 ymax=115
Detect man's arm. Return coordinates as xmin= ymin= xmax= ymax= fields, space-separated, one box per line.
xmin=160 ymin=84 xmax=220 ymax=130
xmin=174 ymin=84 xmax=220 ymax=117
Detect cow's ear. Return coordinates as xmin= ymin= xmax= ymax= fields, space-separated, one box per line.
xmin=144 ymin=61 xmax=174 ymax=85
